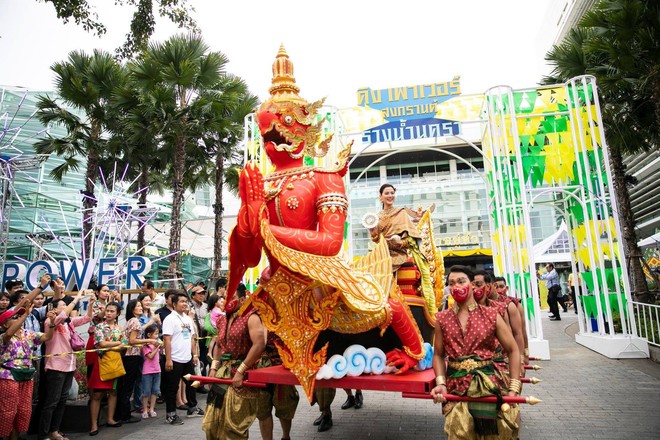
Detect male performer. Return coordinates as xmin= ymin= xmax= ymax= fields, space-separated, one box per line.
xmin=493 ymin=277 xmax=529 ymax=366
xmin=431 ymin=266 xmax=521 ymax=440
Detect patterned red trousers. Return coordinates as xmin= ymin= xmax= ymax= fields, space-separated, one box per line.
xmin=0 ymin=379 xmax=34 ymax=436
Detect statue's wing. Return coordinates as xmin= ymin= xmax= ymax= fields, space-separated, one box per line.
xmin=261 ymin=219 xmax=386 ymax=312
xmin=352 ymin=235 xmax=393 ymax=295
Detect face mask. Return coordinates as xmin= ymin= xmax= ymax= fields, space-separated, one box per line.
xmin=451 ymin=286 xmax=470 ymax=303
xmin=472 ymin=286 xmax=486 ymax=301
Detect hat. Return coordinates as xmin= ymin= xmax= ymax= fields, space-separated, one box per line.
xmin=0 ymin=307 xmax=26 ymax=326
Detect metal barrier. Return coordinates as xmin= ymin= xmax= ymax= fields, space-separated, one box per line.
xmin=632 ymin=301 xmax=660 ymax=347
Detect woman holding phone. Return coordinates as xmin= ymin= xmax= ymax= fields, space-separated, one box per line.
xmin=39 ymin=291 xmax=93 ymax=440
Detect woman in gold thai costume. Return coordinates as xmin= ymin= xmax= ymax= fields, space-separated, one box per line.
xmin=368 ymin=184 xmax=437 ymax=312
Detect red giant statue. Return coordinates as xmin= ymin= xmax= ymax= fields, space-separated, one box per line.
xmin=225 ymin=45 xmax=427 ymax=401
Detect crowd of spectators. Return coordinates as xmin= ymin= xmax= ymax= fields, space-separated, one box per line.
xmin=0 ymin=274 xmax=232 ymax=440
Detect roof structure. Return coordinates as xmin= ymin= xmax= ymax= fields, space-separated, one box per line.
xmin=533 ymin=221 xmax=571 ymax=264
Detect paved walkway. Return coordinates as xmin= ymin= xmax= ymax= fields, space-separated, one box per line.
xmin=54 ymin=311 xmax=660 ymax=439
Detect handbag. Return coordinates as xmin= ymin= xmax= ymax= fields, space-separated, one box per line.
xmin=68 ymin=321 xmax=86 ymax=351
xmin=98 ymin=349 xmax=126 ymax=381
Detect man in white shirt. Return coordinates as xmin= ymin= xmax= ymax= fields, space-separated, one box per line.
xmin=162 ymin=292 xmax=205 ymax=425
xmin=537 ymin=263 xmax=562 ymax=321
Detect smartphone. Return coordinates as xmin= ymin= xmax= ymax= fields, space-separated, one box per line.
xmin=47 ymin=303 xmax=53 ymax=312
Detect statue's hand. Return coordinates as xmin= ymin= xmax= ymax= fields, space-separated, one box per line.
xmin=386 ymin=348 xmax=418 ymax=374
xmin=238 ymin=162 xmax=265 ymax=237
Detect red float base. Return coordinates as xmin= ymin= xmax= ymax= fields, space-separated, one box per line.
xmin=245 ymin=365 xmax=436 ymax=399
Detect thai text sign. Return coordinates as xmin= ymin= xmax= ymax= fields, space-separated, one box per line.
xmin=357 ymin=77 xmax=461 ymax=121
xmin=357 ymin=77 xmax=462 ymax=142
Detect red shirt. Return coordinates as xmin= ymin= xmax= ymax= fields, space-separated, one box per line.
xmin=435 ymin=304 xmax=505 ymax=395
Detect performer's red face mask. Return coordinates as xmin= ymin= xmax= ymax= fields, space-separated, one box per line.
xmin=451 ymin=286 xmax=470 ymax=303
xmin=472 ymin=285 xmax=486 ymax=301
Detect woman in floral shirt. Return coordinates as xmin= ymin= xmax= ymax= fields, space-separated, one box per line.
xmin=85 ymin=285 xmax=121 ymax=368
xmin=0 ymin=305 xmax=57 ymax=440
xmin=88 ymin=301 xmax=126 ymax=436
xmin=116 ymin=300 xmax=159 ymax=423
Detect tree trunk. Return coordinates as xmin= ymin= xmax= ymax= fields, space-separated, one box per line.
xmin=82 ymin=150 xmax=99 ymax=260
xmin=168 ymin=136 xmax=185 ymax=287
xmin=608 ymin=142 xmax=649 ymax=301
xmin=136 ymin=167 xmax=149 ymax=256
xmin=211 ymin=150 xmax=225 ymax=287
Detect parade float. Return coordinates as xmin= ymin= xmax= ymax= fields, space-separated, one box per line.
xmin=217 ymin=45 xmax=446 ymax=402
xmin=195 ymin=39 xmax=646 ymax=403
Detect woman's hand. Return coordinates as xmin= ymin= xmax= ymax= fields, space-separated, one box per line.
xmin=46 ymin=310 xmax=58 ymax=324
xmin=39 ymin=273 xmax=51 ymax=288
xmin=388 ymin=234 xmax=402 ymax=244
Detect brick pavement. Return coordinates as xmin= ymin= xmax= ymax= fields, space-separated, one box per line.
xmin=52 ymin=311 xmax=660 ymax=440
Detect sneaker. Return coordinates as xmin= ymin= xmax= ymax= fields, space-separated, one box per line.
xmin=142 ymin=412 xmax=149 ymax=419
xmin=166 ymin=414 xmax=184 ymax=425
xmin=186 ymin=406 xmax=205 ymax=417
xmin=150 ymin=410 xmax=158 ymax=418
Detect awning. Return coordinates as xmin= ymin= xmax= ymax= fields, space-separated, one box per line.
xmin=139 ymin=216 xmax=237 ymax=259
xmin=638 ymin=231 xmax=660 ymax=248
xmin=442 ymin=248 xmax=493 ymax=258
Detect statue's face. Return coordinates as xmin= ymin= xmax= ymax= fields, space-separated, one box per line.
xmin=256 ymin=98 xmax=324 ymax=164
xmin=257 ymin=102 xmax=309 ymax=160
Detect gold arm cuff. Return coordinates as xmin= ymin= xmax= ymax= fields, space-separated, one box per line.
xmin=508 ymin=378 xmax=522 ymax=394
xmin=236 ymin=362 xmax=248 ymax=375
xmin=210 ymin=360 xmax=220 ymax=370
xmin=435 ymin=375 xmax=446 ymax=386
xmin=523 ymin=348 xmax=529 ymax=356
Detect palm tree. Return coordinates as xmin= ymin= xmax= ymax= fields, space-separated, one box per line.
xmin=106 ymin=81 xmax=169 ymax=256
xmin=199 ymin=76 xmax=259 ymax=283
xmin=130 ymin=33 xmax=231 ymax=280
xmin=35 ymin=50 xmax=127 ymax=258
xmin=543 ymin=0 xmax=660 ymax=299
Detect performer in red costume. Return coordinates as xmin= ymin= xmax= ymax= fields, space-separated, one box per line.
xmin=473 ymin=271 xmax=517 ymax=391
xmin=224 ymin=45 xmax=425 ymax=401
xmin=431 ymin=266 xmax=521 ymax=440
xmin=493 ymin=276 xmax=529 ymax=366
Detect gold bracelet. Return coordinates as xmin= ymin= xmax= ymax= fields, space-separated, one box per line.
xmin=210 ymin=360 xmax=220 ymax=370
xmin=236 ymin=362 xmax=248 ymax=375
xmin=523 ymin=348 xmax=529 ymax=356
xmin=508 ymin=379 xmax=522 ymax=394
xmin=520 ymin=355 xmax=525 ymax=364
xmin=435 ymin=375 xmax=446 ymax=386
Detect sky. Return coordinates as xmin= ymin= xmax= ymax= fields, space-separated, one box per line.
xmin=1 ymin=0 xmax=556 ymax=109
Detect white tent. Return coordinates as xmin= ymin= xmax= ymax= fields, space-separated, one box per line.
xmin=139 ymin=215 xmax=237 ymax=260
xmin=533 ymin=221 xmax=571 ymax=264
